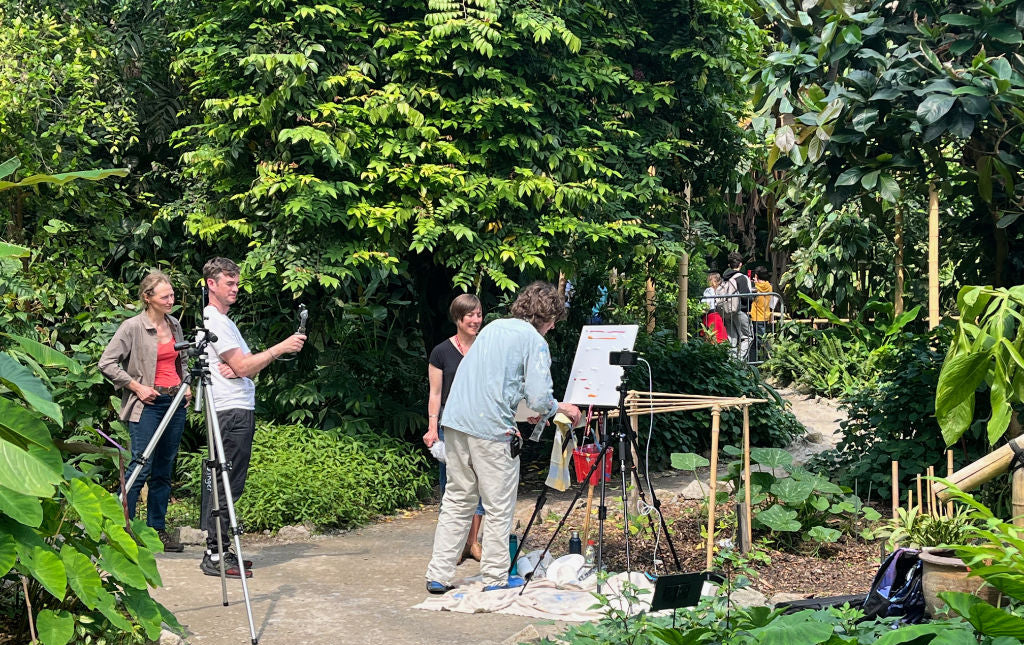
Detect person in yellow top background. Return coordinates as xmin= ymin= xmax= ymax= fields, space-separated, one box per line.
xmin=750 ymin=266 xmax=776 ymax=361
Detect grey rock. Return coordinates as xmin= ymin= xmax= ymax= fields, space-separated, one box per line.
xmin=276 ymin=524 xmax=312 ymax=541
xmin=729 ymin=588 xmax=768 ymax=607
xmin=502 ymin=624 xmax=563 ymax=644
xmin=805 ymin=431 xmax=826 ymax=445
xmin=158 ymin=628 xmax=187 ymax=645
xmin=175 ymin=527 xmax=205 ymax=545
xmin=653 ymin=489 xmax=676 ymax=503
xmin=771 ymin=592 xmax=810 ymax=607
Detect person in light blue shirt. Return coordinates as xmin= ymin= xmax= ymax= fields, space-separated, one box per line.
xmin=425 ymin=282 xmax=582 ymax=593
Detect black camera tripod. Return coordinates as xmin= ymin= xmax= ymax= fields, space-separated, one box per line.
xmin=512 ymin=366 xmax=681 ymax=594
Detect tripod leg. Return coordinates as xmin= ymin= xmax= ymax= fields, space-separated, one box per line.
xmin=627 ymin=433 xmax=682 ymax=570
xmin=204 ymin=381 xmax=259 ymax=645
xmin=202 ymin=387 xmax=230 ymax=607
xmin=122 ymin=379 xmax=191 ymax=503
xmin=617 ymin=430 xmax=631 ymax=576
xmin=517 ymin=441 xmax=610 ymax=596
xmin=509 ymin=489 xmax=547 ymax=573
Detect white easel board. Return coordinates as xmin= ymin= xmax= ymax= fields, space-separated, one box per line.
xmin=562 ymin=325 xmax=640 ymax=407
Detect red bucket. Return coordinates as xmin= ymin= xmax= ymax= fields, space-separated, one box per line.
xmin=572 ymin=444 xmax=612 ymax=486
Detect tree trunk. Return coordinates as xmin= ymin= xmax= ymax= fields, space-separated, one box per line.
xmin=678 ymin=184 xmax=691 ymax=342
xmin=928 ymin=182 xmax=939 ymax=329
xmin=645 ymin=272 xmax=656 ymax=334
xmin=894 ymin=207 xmax=904 ymax=316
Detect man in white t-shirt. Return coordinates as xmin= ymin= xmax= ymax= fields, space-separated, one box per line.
xmin=198 ymin=257 xmax=306 ymax=578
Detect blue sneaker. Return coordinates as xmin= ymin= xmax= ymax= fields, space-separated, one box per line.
xmin=483 ymin=576 xmax=526 ymax=591
xmin=426 ymin=580 xmax=453 ymax=595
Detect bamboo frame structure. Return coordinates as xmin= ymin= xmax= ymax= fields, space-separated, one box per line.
xmin=610 ymin=391 xmax=769 ymax=570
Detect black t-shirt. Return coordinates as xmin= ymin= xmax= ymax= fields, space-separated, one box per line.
xmin=428 ymin=338 xmax=464 ymax=408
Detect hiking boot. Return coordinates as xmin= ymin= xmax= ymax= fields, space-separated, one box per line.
xmin=200 ymin=551 xmax=253 ymax=578
xmin=157 ymin=530 xmax=184 ymax=553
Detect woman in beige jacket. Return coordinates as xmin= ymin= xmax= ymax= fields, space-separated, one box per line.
xmin=99 ymin=270 xmax=190 ymax=552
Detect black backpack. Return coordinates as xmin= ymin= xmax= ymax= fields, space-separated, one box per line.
xmin=861 ymin=548 xmax=925 ymax=623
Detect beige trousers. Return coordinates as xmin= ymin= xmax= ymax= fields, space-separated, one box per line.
xmin=425 ymin=428 xmax=519 ymax=587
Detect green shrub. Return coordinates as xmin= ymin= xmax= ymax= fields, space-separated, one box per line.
xmin=808 ymin=326 xmax=990 ymax=502
xmin=626 ymin=332 xmax=803 ymax=468
xmin=177 ymin=423 xmax=432 ymax=531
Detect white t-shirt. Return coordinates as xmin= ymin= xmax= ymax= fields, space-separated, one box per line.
xmin=203 ymin=305 xmax=256 ymax=411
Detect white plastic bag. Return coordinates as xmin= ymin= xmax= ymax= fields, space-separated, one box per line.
xmin=429 ymin=440 xmax=446 ymax=464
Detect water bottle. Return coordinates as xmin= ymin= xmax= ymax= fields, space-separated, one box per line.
xmin=584 ymin=540 xmax=596 ymax=566
xmin=509 ymin=534 xmax=519 ymax=575
xmin=568 ymin=529 xmax=582 ymax=555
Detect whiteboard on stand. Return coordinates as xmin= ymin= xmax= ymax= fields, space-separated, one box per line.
xmin=562 ymin=325 xmax=640 ymax=407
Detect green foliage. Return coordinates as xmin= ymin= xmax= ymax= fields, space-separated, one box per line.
xmin=865 ymin=504 xmax=978 ymax=550
xmin=766 ymin=296 xmax=923 ymax=398
xmin=628 ymin=332 xmax=802 ymax=468
xmin=0 ymin=312 xmax=180 ymax=642
xmin=752 ymin=0 xmax=1024 ymax=291
xmin=810 ymin=325 xmax=991 ymax=501
xmin=936 ymin=285 xmax=1024 ymax=446
xmin=177 ymin=423 xmax=432 ymax=530
xmin=719 ymin=447 xmax=880 ymax=547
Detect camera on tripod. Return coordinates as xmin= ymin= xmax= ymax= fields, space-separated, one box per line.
xmin=172 ymin=328 xmax=218 ymax=357
xmin=609 ymin=350 xmax=639 ymax=367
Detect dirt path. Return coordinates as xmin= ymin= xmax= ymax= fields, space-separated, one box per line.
xmin=153 ymin=388 xmax=846 ymax=644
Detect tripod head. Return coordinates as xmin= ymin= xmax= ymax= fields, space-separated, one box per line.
xmin=174 ymin=327 xmax=218 ymax=358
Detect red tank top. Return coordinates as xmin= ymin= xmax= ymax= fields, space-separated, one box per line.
xmin=153 ymin=340 xmax=181 ymax=388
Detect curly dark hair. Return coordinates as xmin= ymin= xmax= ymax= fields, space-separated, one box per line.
xmin=510 ymin=281 xmax=565 ymax=329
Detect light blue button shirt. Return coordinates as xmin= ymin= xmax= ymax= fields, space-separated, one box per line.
xmin=441 ymin=318 xmax=558 ymax=442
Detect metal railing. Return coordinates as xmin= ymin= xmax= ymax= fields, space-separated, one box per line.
xmin=698 ymin=291 xmax=785 ymax=366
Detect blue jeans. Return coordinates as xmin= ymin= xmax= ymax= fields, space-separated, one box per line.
xmin=439 ymin=427 xmax=484 ymax=516
xmin=127 ymin=394 xmax=186 ymax=530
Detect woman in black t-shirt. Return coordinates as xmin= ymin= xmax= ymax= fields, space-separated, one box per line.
xmin=423 ymin=294 xmax=485 ymax=562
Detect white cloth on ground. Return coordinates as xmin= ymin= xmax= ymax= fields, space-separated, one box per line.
xmin=412 ymin=571 xmax=656 ymax=622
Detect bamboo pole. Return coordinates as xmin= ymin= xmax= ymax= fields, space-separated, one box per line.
xmin=946 ymin=451 xmax=954 ymax=516
xmin=891 ymin=461 xmax=899 ymax=519
xmin=706 ymin=405 xmax=722 ymax=570
xmin=743 ymin=404 xmax=752 ymax=548
xmin=907 ymin=489 xmax=913 ymax=513
xmin=928 ymin=182 xmax=940 ymax=329
xmin=917 ymin=475 xmax=923 ymax=513
xmin=933 ymin=437 xmax=1024 ymax=499
xmin=646 ymin=275 xmax=656 ymax=333
xmin=1013 ymin=469 xmax=1024 ymax=528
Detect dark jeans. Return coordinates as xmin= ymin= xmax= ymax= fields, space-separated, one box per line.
xmin=200 ymin=408 xmax=255 ymax=551
xmin=127 ymin=394 xmax=187 ymax=530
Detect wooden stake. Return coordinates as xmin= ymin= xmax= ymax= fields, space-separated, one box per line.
xmin=891 ymin=461 xmax=899 ymax=519
xmin=907 ymin=489 xmax=913 ymax=514
xmin=946 ymin=451 xmax=954 ymax=516
xmin=927 ymin=466 xmax=936 ymax=517
xmin=581 ymin=483 xmax=595 ymax=547
xmin=916 ymin=475 xmax=923 ymax=514
xmin=1013 ymin=468 xmax=1024 ymax=528
xmin=706 ymin=405 xmax=722 ymax=570
xmin=743 ymin=403 xmax=752 ymax=548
